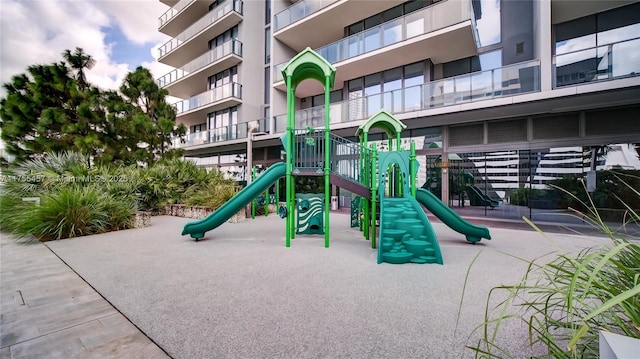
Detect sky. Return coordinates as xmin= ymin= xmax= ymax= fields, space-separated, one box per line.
xmin=0 ymin=0 xmax=175 ymax=96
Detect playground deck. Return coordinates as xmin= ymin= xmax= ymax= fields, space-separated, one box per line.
xmin=31 ymin=214 xmax=611 ymax=359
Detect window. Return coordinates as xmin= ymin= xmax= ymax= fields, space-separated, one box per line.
xmin=265 ymin=0 xmax=271 ymax=25
xmin=346 ymin=1 xmax=428 ymax=36
xmin=208 ymin=26 xmax=238 ymax=49
xmin=554 ymin=2 xmax=640 ymax=86
xmin=265 ymin=27 xmax=271 ymax=64
xmin=190 ymin=123 xmax=205 ymax=133
xmin=264 ymin=67 xmax=270 ymax=104
xmin=475 ymin=0 xmax=501 ymax=47
xmin=208 ymin=66 xmax=238 ymax=89
xmin=208 ymin=107 xmax=238 ymax=141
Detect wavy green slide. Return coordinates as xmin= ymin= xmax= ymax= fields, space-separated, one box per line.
xmin=182 ymin=162 xmax=286 ymax=240
xmin=415 ymin=188 xmax=491 ymax=243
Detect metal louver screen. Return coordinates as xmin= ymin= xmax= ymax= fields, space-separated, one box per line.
xmin=533 ymin=114 xmax=579 ymax=139
xmin=487 ymin=119 xmax=527 ymax=143
xmin=586 ymin=107 xmax=640 ymax=136
xmin=449 ymin=124 xmax=484 ymax=146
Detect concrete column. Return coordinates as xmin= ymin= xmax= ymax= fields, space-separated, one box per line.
xmin=535 ymin=0 xmax=553 ymax=91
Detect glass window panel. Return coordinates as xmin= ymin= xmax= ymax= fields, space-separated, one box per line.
xmin=404 ymin=0 xmax=426 ymax=14
xmin=330 ymin=89 xmax=343 ymax=103
xmin=265 ymin=27 xmax=271 ymax=64
xmin=348 ymin=34 xmax=362 ymax=57
xmin=364 ymin=27 xmax=381 ymax=53
xmin=611 ymin=38 xmax=640 ymax=77
xmin=479 ymin=49 xmax=502 ymax=70
xmin=364 ymin=15 xmax=382 ymax=30
xmin=597 ymin=23 xmax=640 ymax=46
xmin=555 ymin=34 xmax=596 ymax=55
xmin=383 ymin=19 xmax=402 ymax=46
xmin=364 ymin=73 xmax=381 ymax=89
xmin=348 ymin=22 xmax=364 ymax=36
xmin=230 ymin=108 xmax=238 ymax=125
xmin=404 ymin=62 xmax=424 ymax=80
xmin=348 ymin=77 xmax=363 ymax=92
xmin=406 ymin=16 xmax=424 ymax=38
xmin=384 ymin=5 xmax=403 ymax=21
xmin=475 ymin=0 xmax=501 ymax=47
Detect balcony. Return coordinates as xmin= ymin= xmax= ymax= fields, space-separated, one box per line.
xmin=159 ymin=0 xmax=211 ymax=37
xmin=274 ymin=0 xmax=477 ymax=97
xmin=158 ymin=0 xmax=242 ymax=67
xmin=174 ymin=82 xmax=242 ymax=124
xmin=173 ymin=118 xmax=269 ymax=148
xmin=554 ymin=37 xmax=640 ymax=88
xmin=173 ymin=60 xmax=540 ymax=148
xmin=157 ymin=39 xmax=243 ymax=98
xmin=160 ymin=0 xmax=179 ymax=6
xmin=274 ymin=0 xmax=405 ymax=51
xmin=273 ymin=60 xmax=540 ymax=132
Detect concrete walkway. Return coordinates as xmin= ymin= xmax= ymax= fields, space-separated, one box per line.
xmin=13 ymin=214 xmax=611 ymax=359
xmin=0 ymin=235 xmax=169 ymax=359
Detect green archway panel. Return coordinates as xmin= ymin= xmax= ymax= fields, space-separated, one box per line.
xmin=356 ymin=110 xmax=407 ymax=140
xmin=281 ymin=47 xmax=336 ymax=89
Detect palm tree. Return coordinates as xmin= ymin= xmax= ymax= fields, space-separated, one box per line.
xmin=62 ymin=47 xmax=96 ymax=90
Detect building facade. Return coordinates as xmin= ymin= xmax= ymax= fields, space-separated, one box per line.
xmin=156 ymin=0 xmax=640 ymax=221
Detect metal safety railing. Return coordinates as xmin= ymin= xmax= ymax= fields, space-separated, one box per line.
xmin=291 ymin=130 xmax=369 ymax=185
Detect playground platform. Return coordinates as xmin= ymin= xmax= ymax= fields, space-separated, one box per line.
xmin=2 ymin=213 xmax=616 ymax=359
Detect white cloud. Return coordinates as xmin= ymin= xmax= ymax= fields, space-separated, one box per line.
xmin=0 ymin=0 xmax=173 ymax=95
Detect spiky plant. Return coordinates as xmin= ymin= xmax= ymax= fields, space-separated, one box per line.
xmin=462 ymin=172 xmax=640 ymax=358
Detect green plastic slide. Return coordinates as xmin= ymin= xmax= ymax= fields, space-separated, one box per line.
xmin=415 ymin=188 xmax=491 ymax=243
xmin=182 ymin=162 xmax=286 ymax=240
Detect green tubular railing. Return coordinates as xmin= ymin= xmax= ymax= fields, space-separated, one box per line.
xmin=292 ymin=130 xmax=369 ymax=186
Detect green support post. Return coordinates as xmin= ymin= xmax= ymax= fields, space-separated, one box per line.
xmin=410 ymin=142 xmax=417 ymax=198
xmin=323 ymin=75 xmax=331 ymax=248
xmin=251 ymin=166 xmax=256 ymax=219
xmin=285 ymin=76 xmax=293 ymax=247
xmin=371 ymin=144 xmax=378 ymax=249
xmin=363 ymin=132 xmax=369 ymax=240
xmin=264 ymin=187 xmax=269 ymax=217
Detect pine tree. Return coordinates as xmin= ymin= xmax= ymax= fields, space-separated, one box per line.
xmin=1 ymin=50 xmax=186 ymax=166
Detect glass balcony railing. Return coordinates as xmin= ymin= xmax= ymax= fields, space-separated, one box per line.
xmin=174 ymin=82 xmax=242 ymax=115
xmin=158 ymin=0 xmax=195 ymax=28
xmin=274 ymin=0 xmax=472 ymax=82
xmin=274 ymin=60 xmax=540 ymax=131
xmin=173 ymin=118 xmax=269 ymax=148
xmin=157 ymin=39 xmax=243 ymax=88
xmin=175 ymin=60 xmax=539 ymax=148
xmin=273 ymin=0 xmax=339 ymax=32
xmin=158 ymin=0 xmax=242 ymax=58
xmin=554 ymin=37 xmax=640 ymax=88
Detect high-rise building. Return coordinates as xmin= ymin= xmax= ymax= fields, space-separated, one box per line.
xmin=156 ymin=0 xmax=640 ymax=214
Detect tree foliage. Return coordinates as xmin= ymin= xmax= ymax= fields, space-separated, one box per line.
xmin=0 ymin=48 xmax=185 ymax=166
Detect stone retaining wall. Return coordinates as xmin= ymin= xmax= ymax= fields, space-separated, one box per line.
xmin=164 ymin=204 xmax=246 ymax=223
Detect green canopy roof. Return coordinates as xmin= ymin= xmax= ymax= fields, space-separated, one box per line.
xmin=355 ymin=110 xmax=406 ymax=139
xmin=281 ymin=47 xmax=336 ymax=89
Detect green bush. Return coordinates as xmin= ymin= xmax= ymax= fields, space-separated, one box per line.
xmin=1 ymin=152 xmax=241 ymax=240
xmin=137 ymin=158 xmax=234 ymax=212
xmin=4 ymin=186 xmax=120 ymax=241
xmin=183 ymin=183 xmax=238 ymax=209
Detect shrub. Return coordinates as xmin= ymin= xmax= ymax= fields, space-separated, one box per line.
xmin=183 ymin=183 xmax=238 ymax=209
xmin=8 ymin=186 xmax=114 ymax=241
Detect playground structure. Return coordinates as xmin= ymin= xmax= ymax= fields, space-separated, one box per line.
xmin=463 ymin=173 xmax=501 ymax=208
xmin=182 ymin=48 xmax=491 ymax=264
